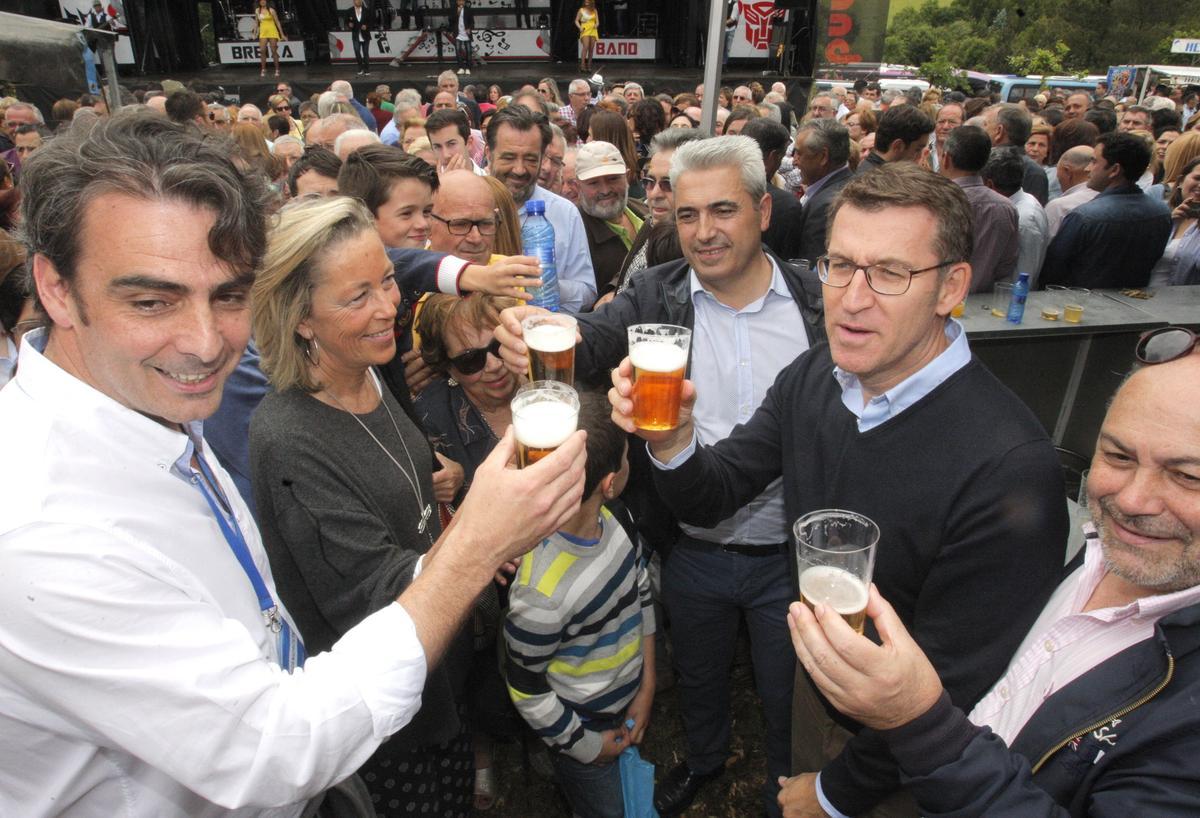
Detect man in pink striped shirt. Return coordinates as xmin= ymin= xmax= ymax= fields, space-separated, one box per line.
xmin=782 ymin=336 xmax=1200 ymax=817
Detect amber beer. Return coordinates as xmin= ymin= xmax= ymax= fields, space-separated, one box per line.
xmin=799 ymin=566 xmax=869 ymax=634
xmin=627 ymin=324 xmax=691 ymax=431
xmin=511 ymin=381 xmax=579 ymax=468
xmin=523 ymin=315 xmax=577 ymax=386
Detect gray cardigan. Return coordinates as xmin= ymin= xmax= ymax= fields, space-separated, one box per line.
xmin=250 ymin=380 xmax=470 ymax=749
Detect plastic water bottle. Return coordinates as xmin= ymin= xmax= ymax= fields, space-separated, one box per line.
xmin=1006 ymin=272 xmax=1030 ymax=324
xmin=520 ymin=200 xmax=561 ymax=312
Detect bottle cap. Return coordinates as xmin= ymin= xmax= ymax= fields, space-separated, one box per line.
xmin=525 ymin=200 xmax=546 ymax=215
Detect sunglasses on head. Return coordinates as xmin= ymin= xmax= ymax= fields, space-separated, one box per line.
xmin=449 ymin=338 xmax=502 ymax=375
xmin=1135 ymin=327 xmax=1199 ymax=365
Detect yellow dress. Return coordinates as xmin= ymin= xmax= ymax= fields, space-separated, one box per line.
xmin=578 ymin=9 xmax=598 ymax=40
xmin=257 ymin=8 xmax=280 ymax=40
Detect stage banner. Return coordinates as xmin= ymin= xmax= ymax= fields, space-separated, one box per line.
xmin=728 ymin=1 xmax=785 ymax=59
xmin=59 ymin=0 xmax=135 ymax=64
xmin=218 ymin=41 xmax=308 ymax=65
xmin=815 ymin=0 xmax=890 ymax=64
xmin=328 ymin=28 xmax=552 ymax=62
xmin=578 ymin=38 xmax=657 ymax=60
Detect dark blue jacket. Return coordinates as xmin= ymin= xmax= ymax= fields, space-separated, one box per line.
xmin=882 ymin=595 xmax=1200 ymax=816
xmin=1040 ymin=183 xmax=1171 ymax=289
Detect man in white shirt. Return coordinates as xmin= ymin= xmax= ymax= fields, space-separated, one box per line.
xmin=783 ymin=333 xmax=1200 ymax=816
xmin=486 ymin=104 xmax=597 ymax=312
xmin=1046 ymin=145 xmax=1100 ymax=238
xmin=982 ymin=146 xmax=1049 ymax=284
xmin=0 ymin=109 xmax=586 ymax=818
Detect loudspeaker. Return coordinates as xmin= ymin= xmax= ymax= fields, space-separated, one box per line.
xmin=772 ymin=0 xmax=809 ymax=9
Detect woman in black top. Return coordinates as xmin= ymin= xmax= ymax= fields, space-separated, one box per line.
xmin=249 ymin=196 xmax=474 ymax=818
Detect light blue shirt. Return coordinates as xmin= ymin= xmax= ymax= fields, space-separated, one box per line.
xmin=833 ymin=318 xmax=970 ymax=433
xmin=526 ymin=185 xmax=597 ymax=313
xmin=379 ymin=118 xmax=400 ymax=147
xmin=655 ymin=259 xmax=811 ymax=545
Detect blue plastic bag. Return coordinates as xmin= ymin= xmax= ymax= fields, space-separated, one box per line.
xmin=619 ymin=742 xmax=659 ymax=818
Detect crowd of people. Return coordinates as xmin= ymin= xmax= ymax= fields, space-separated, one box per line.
xmin=1 ymin=62 xmax=1199 ymax=818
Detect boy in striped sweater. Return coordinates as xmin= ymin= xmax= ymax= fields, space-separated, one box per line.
xmin=504 ymin=390 xmax=656 ymax=817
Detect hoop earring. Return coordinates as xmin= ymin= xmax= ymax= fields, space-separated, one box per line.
xmin=302 ymin=335 xmax=320 ymax=366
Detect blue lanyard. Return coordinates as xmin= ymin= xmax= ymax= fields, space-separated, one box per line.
xmin=192 ymin=455 xmax=305 ymax=671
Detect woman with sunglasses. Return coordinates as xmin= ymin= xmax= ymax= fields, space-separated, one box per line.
xmin=413 ymin=293 xmax=520 ymax=810
xmin=250 ymin=196 xmax=477 ymax=818
xmin=252 ymin=0 xmax=285 ymax=78
xmin=267 ymin=94 xmax=304 ymax=140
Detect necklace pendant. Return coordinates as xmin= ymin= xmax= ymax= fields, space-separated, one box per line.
xmin=417 ymin=504 xmax=433 ymax=533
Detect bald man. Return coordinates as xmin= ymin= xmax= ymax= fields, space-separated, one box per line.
xmin=1046 ymin=144 xmax=1100 ymax=238
xmin=784 ymin=339 xmax=1200 ymax=817
xmin=428 ymin=170 xmax=499 ymax=265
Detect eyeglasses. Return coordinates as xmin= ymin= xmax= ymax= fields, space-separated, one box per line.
xmin=641 ymin=176 xmax=671 ymax=192
xmin=449 ymin=338 xmax=502 ymax=375
xmin=275 ymin=105 xmax=291 ymax=112
xmin=816 ymin=255 xmax=955 ymax=296
xmin=1136 ymin=327 xmax=1198 ymax=365
xmin=430 ymin=210 xmax=499 ymax=236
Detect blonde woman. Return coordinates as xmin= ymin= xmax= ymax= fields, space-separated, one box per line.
xmin=252 ymin=0 xmax=285 ymax=78
xmin=576 ymin=0 xmax=599 ymax=73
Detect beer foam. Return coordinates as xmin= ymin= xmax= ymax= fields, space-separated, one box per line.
xmin=629 ymin=340 xmax=688 ymax=373
xmin=799 ymin=566 xmax=868 ymax=615
xmin=525 ymin=323 xmax=575 ymax=353
xmin=513 ymin=399 xmax=578 ymax=449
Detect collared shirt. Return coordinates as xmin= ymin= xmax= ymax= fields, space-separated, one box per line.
xmin=834 ymin=319 xmax=970 ymax=432
xmin=1045 ymin=181 xmax=1099 ymax=238
xmin=952 ymin=175 xmax=1019 ymax=292
xmin=380 ymin=117 xmax=400 ymax=146
xmin=800 ymin=163 xmax=849 ymax=207
xmin=0 ymin=332 xmax=16 ymax=389
xmin=558 ymin=103 xmax=578 ymax=126
xmin=970 ymin=526 xmax=1200 ymax=744
xmin=0 ymin=332 xmax=428 ymax=817
xmin=654 ymin=259 xmax=811 ymax=544
xmin=1011 ymin=188 xmax=1049 ymax=286
xmin=605 ymin=205 xmax=644 ymax=250
xmin=526 ymin=184 xmax=598 ymax=313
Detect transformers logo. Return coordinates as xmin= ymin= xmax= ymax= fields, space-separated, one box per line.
xmin=742 ymin=1 xmax=783 ymax=50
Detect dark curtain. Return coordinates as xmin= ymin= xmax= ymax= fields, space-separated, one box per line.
xmin=121 ymin=0 xmax=203 ymax=72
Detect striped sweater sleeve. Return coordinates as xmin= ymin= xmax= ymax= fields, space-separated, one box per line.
xmin=503 ymin=517 xmax=648 ymax=764
xmin=503 ymin=544 xmax=601 ymax=763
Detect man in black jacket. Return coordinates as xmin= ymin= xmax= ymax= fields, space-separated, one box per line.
xmin=497 ymin=135 xmax=825 ymax=818
xmin=609 ymin=163 xmax=1066 ymax=818
xmin=345 ymin=0 xmax=372 ymax=76
xmin=785 ymin=338 xmax=1200 ymax=817
xmin=742 ymin=117 xmax=802 ymax=261
xmin=791 ymin=118 xmax=854 ymax=267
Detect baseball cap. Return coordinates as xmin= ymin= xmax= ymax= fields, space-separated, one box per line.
xmin=575 ymin=141 xmax=626 ymax=181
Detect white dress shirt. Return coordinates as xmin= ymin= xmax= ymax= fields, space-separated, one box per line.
xmin=0 ymin=333 xmax=428 ymax=817
xmin=526 ymin=184 xmax=598 ymax=312
xmin=1010 ymin=188 xmax=1049 ymax=285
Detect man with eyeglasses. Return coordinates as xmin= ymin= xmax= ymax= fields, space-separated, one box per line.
xmin=807 ymin=94 xmax=837 ymax=121
xmin=559 ymin=79 xmax=593 ymax=127
xmin=498 ymin=135 xmax=826 ymax=818
xmin=428 ymin=170 xmax=502 ymax=265
xmin=574 ymin=141 xmax=649 ymax=293
xmin=784 ymin=326 xmax=1200 ymax=817
xmin=610 ymin=162 xmax=1066 ymax=818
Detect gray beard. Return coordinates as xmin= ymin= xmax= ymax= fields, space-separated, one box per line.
xmin=583 ymin=194 xmax=626 ymax=221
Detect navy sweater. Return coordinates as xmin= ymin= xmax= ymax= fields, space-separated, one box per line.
xmin=653 ymin=343 xmax=1068 ymax=814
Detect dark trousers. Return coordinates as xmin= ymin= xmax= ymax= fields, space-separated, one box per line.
xmin=661 ymin=538 xmax=795 ymax=818
xmin=353 ymin=34 xmax=370 ymax=71
xmin=454 ymin=37 xmax=471 ymax=69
